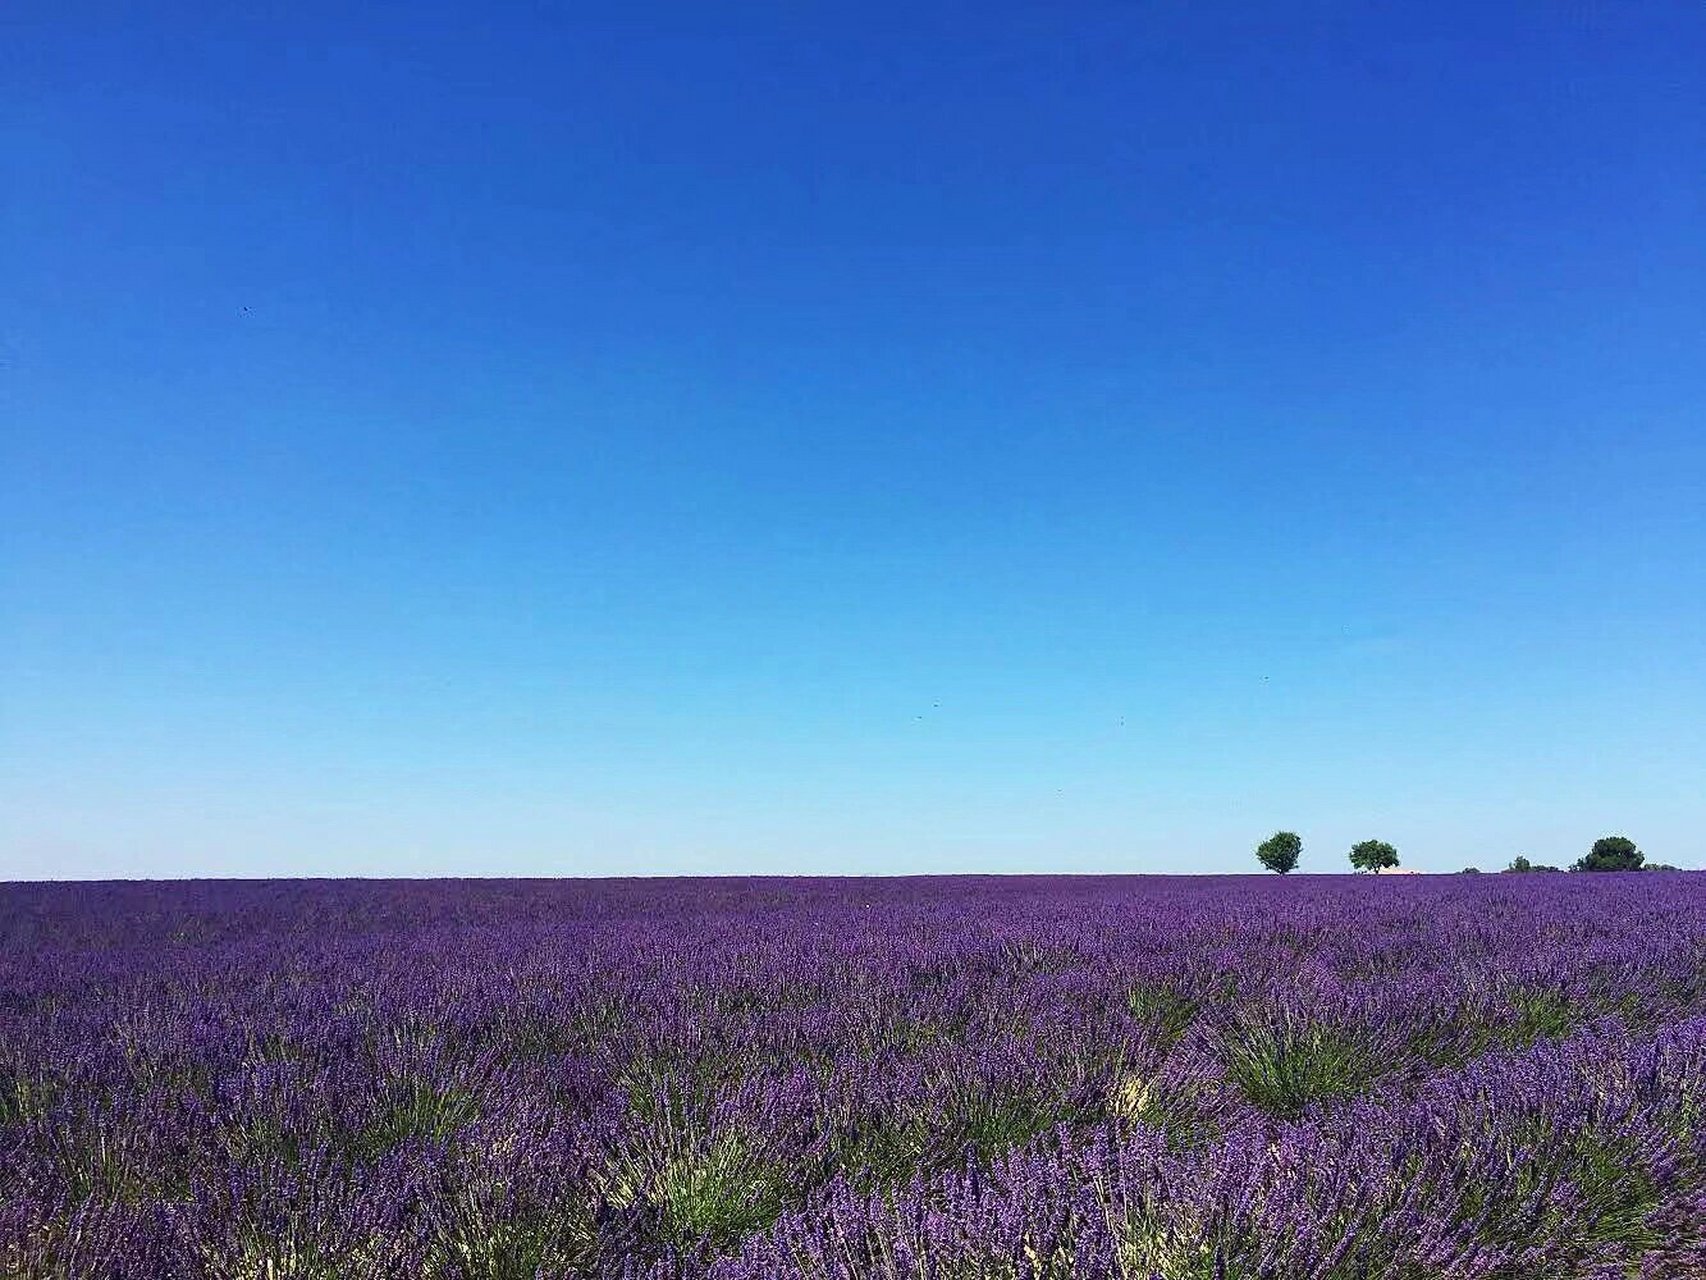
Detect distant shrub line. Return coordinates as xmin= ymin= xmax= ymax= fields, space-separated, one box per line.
xmin=1252 ymin=831 xmax=1682 ymax=876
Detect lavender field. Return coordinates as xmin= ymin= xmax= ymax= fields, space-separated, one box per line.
xmin=5 ymin=875 xmax=1706 ymax=1279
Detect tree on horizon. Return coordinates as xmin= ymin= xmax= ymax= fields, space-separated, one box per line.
xmin=1573 ymin=835 xmax=1644 ymax=873
xmin=1349 ymin=839 xmax=1400 ymax=874
xmin=1256 ymin=831 xmax=1303 ymax=874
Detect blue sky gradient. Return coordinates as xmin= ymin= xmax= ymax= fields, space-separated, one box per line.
xmin=4 ymin=1 xmax=1704 ymax=878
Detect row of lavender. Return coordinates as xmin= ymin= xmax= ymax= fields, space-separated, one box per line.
xmin=4 ymin=874 xmax=1705 ymax=1278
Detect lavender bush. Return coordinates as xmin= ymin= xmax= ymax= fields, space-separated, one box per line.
xmin=3 ymin=873 xmax=1705 ymax=1278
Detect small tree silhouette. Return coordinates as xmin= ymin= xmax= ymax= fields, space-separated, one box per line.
xmin=1572 ymin=835 xmax=1643 ymax=873
xmin=1256 ymin=831 xmax=1302 ymax=874
xmin=1349 ymin=839 xmax=1399 ymax=873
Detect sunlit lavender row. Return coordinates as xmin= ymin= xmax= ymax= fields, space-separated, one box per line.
xmin=5 ymin=875 xmax=1706 ymax=1278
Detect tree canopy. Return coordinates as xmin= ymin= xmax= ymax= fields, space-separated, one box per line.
xmin=1505 ymin=855 xmax=1562 ymax=873
xmin=1349 ymin=839 xmax=1399 ymax=873
xmin=1256 ymin=831 xmax=1303 ymax=874
xmin=1572 ymin=835 xmax=1644 ymax=873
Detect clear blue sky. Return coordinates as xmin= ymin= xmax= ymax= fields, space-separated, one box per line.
xmin=4 ymin=1 xmax=1703 ymax=879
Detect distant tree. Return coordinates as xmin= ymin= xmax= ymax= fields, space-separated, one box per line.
xmin=1505 ymin=856 xmax=1564 ymax=873
xmin=1645 ymin=862 xmax=1683 ymax=872
xmin=1460 ymin=866 xmax=1482 ymax=874
xmin=1256 ymin=831 xmax=1303 ymax=875
xmin=1572 ymin=835 xmax=1644 ymax=873
xmin=1349 ymin=839 xmax=1399 ymax=873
